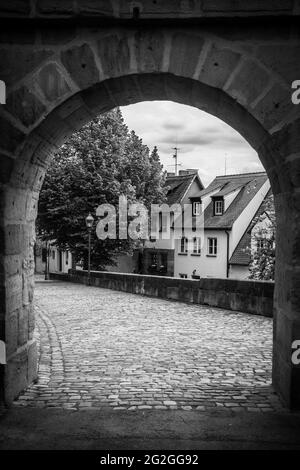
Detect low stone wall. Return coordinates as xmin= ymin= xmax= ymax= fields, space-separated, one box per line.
xmin=49 ymin=270 xmax=274 ymax=318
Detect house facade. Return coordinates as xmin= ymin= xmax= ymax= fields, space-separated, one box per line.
xmin=35 ymin=171 xmax=273 ymax=282
xmin=35 ymin=242 xmax=73 ymax=275
xmin=137 ymin=169 xmax=204 ymax=277
xmin=173 ymin=172 xmax=271 ymax=279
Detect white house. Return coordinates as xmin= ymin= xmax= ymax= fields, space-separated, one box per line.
xmin=35 ymin=242 xmax=73 ymax=274
xmin=133 ymin=169 xmax=204 ymax=276
xmin=173 ymin=171 xmax=271 ymax=279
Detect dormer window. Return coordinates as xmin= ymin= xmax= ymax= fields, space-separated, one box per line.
xmin=190 ymin=197 xmax=202 ymax=216
xmin=193 ymin=201 xmax=201 ymax=216
xmin=213 ymin=197 xmax=224 ymax=216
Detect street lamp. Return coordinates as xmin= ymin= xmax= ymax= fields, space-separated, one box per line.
xmin=85 ymin=213 xmax=94 ymax=284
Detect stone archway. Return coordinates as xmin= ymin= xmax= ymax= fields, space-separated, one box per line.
xmin=0 ymin=7 xmax=299 ymax=408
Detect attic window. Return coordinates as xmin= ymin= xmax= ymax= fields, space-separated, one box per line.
xmin=193 ymin=201 xmax=201 ymax=216
xmin=214 ymin=198 xmax=224 ymax=216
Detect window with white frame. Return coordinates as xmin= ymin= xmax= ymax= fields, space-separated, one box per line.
xmin=208 ymin=237 xmax=217 ymax=256
xmin=180 ymin=237 xmax=188 ymax=253
xmin=192 ymin=201 xmax=201 ymax=216
xmin=214 ymin=199 xmax=224 ymax=215
xmin=193 ymin=237 xmax=201 ymax=254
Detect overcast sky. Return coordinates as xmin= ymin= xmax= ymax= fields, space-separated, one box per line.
xmin=121 ymin=101 xmax=264 ymax=187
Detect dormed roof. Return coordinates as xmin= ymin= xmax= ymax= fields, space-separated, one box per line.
xmin=202 ymin=172 xmax=268 ymax=229
xmin=165 ymin=172 xmax=204 ymax=205
xmin=229 ymin=188 xmax=273 ymax=266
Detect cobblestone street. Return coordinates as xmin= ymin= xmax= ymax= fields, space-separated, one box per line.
xmin=14 ymin=278 xmax=283 ymax=413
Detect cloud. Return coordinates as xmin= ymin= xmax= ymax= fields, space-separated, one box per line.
xmin=121 ymin=101 xmax=264 ymax=186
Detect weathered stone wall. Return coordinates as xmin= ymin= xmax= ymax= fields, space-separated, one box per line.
xmin=50 ymin=270 xmax=275 ymax=318
xmin=0 ymin=0 xmax=297 ymax=19
xmin=0 ymin=3 xmax=299 ymax=408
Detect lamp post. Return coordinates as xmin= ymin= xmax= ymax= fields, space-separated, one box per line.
xmin=85 ymin=213 xmax=94 ymax=285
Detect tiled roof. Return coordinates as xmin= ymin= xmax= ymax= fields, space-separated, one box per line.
xmin=229 ymin=189 xmax=272 ymax=266
xmin=165 ymin=173 xmax=203 ymax=205
xmin=203 ymin=172 xmax=268 ymax=229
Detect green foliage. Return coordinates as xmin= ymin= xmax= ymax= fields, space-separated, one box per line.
xmin=248 ymin=194 xmax=276 ymax=281
xmin=37 ymin=109 xmax=167 ymax=269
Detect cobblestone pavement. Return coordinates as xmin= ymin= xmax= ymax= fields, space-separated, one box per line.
xmin=14 ymin=279 xmax=283 ymax=412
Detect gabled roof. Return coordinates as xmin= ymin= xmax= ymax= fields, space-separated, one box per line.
xmin=165 ymin=172 xmax=203 ymax=205
xmin=202 ymin=172 xmax=268 ymax=229
xmin=229 ymin=189 xmax=272 ymax=266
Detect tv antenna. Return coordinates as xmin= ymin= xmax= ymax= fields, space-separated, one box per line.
xmin=172 ymin=147 xmax=182 ymax=176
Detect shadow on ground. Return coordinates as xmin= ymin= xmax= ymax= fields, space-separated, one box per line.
xmin=0 ymin=408 xmax=300 ymax=450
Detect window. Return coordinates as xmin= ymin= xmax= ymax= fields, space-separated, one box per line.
xmin=208 ymin=237 xmax=217 ymax=256
xmin=52 ymin=250 xmax=55 ymax=259
xmin=257 ymin=238 xmax=266 ymax=251
xmin=66 ymin=250 xmax=69 ymax=265
xmin=193 ymin=237 xmax=201 ymax=254
xmin=214 ymin=199 xmax=224 ymax=216
xmin=192 ymin=201 xmax=201 ymax=216
xmin=180 ymin=237 xmax=188 ymax=253
xmin=151 ymin=253 xmax=158 ymax=266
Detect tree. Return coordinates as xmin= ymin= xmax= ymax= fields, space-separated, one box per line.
xmin=37 ymin=109 xmax=167 ymax=270
xmin=248 ymin=194 xmax=276 ymax=281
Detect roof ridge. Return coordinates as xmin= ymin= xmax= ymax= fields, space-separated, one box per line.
xmin=215 ymin=171 xmax=267 ymax=179
xmin=166 ymin=174 xmax=195 ymax=179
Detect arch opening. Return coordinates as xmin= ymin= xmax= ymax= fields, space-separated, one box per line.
xmin=1 ymin=71 xmax=299 ymax=410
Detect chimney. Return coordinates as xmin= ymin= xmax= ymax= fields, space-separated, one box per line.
xmin=179 ymin=169 xmax=198 ymax=176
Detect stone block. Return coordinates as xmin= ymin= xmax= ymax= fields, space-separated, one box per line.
xmin=4 ymin=187 xmax=28 ymax=222
xmin=37 ymin=0 xmax=74 ymax=15
xmin=38 ymin=63 xmax=70 ymax=102
xmin=167 ymin=287 xmax=179 ymax=300
xmin=202 ymin=0 xmax=293 ymax=12
xmin=78 ymin=0 xmax=113 ymax=15
xmin=5 ymin=347 xmax=28 ymax=404
xmin=169 ymin=33 xmax=205 ymax=78
xmin=226 ymin=60 xmax=270 ymax=106
xmin=27 ymin=340 xmax=38 ymax=385
xmin=0 ymin=154 xmax=15 ymax=184
xmin=199 ymin=45 xmax=241 ymax=89
xmin=4 ymin=255 xmax=22 ymax=277
xmin=105 ymin=76 xmax=140 ymax=107
xmin=0 ymin=115 xmax=25 ymax=153
xmin=18 ymin=307 xmax=29 ymax=347
xmin=28 ymin=306 xmax=35 ymax=339
xmin=6 ymin=86 xmax=46 ymax=127
xmin=257 ymin=44 xmax=300 ymax=84
xmin=134 ymin=30 xmax=164 ymax=73
xmin=61 ymin=44 xmax=100 ymax=89
xmin=97 ymin=34 xmax=131 ymax=77
xmin=136 ymin=73 xmax=167 ymax=101
xmin=81 ymin=82 xmax=116 ymax=114
xmin=4 ymin=225 xmax=22 ymax=255
xmin=5 ymin=310 xmax=18 ymax=357
xmin=0 ymin=48 xmax=53 ymax=86
xmin=252 ymin=83 xmax=293 ymax=131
